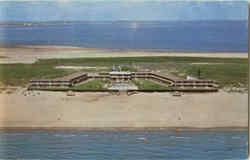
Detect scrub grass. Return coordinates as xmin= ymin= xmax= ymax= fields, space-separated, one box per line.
xmin=179 ymin=63 xmax=248 ymax=88
xmin=132 ymin=79 xmax=169 ymax=90
xmin=73 ymin=80 xmax=106 ymax=90
xmin=0 ymin=56 xmax=247 ymax=88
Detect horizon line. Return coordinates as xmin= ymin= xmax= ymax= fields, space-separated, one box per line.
xmin=0 ymin=19 xmax=248 ymax=23
xmin=0 ymin=0 xmax=247 ymax=2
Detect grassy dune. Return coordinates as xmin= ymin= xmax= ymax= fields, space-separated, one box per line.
xmin=73 ymin=80 xmax=106 ymax=90
xmin=0 ymin=56 xmax=248 ymax=88
xmin=182 ymin=63 xmax=248 ymax=88
xmin=0 ymin=64 xmax=72 ymax=86
xmin=132 ymin=79 xmax=169 ymax=90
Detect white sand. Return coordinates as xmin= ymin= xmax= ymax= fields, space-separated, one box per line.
xmin=0 ymin=90 xmax=247 ymax=129
xmin=0 ymin=45 xmax=247 ymax=64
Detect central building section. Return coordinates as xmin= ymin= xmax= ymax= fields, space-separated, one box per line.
xmin=108 ymin=71 xmax=137 ymax=90
xmin=109 ymin=71 xmax=132 ymax=81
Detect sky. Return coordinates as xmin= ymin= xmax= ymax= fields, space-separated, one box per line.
xmin=0 ymin=0 xmax=248 ymax=21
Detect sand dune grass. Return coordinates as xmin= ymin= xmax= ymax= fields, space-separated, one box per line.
xmin=0 ymin=56 xmax=247 ymax=88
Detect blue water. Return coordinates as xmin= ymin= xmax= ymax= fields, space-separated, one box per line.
xmin=0 ymin=130 xmax=247 ymax=159
xmin=0 ymin=21 xmax=248 ymax=52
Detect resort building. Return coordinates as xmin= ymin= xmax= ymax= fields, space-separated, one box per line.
xmin=109 ymin=71 xmax=132 ymax=81
xmin=29 ymin=72 xmax=88 ymax=87
xmin=29 ymin=70 xmax=218 ymax=92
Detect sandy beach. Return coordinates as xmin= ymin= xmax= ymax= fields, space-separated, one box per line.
xmin=0 ymin=90 xmax=247 ymax=129
xmin=0 ymin=45 xmax=248 ymax=130
xmin=0 ymin=45 xmax=248 ymax=64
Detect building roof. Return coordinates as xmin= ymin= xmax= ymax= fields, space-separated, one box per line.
xmin=109 ymin=71 xmax=131 ymax=75
xmin=30 ymin=72 xmax=87 ymax=82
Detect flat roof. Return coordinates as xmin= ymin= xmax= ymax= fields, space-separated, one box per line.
xmin=30 ymin=72 xmax=87 ymax=82
xmin=109 ymin=71 xmax=131 ymax=75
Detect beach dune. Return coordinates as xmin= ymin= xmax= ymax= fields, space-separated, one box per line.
xmin=0 ymin=45 xmax=248 ymax=64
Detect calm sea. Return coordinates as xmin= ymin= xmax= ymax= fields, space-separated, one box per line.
xmin=0 ymin=21 xmax=248 ymax=52
xmin=0 ymin=130 xmax=247 ymax=159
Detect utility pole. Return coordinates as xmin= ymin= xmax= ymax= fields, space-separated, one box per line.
xmin=198 ymin=68 xmax=201 ymax=79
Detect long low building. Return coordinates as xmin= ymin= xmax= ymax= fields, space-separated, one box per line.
xmin=29 ymin=72 xmax=88 ymax=87
xmin=96 ymin=72 xmax=217 ymax=88
xmin=29 ymin=71 xmax=218 ymax=91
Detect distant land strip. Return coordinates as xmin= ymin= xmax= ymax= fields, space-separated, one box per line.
xmin=0 ymin=20 xmax=248 ymax=26
xmin=0 ymin=44 xmax=248 ymax=54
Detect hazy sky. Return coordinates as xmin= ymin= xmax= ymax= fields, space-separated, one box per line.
xmin=0 ymin=0 xmax=248 ymax=21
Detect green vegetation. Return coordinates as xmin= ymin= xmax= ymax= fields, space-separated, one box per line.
xmin=0 ymin=56 xmax=248 ymax=88
xmin=0 ymin=64 xmax=109 ymax=86
xmin=120 ymin=65 xmax=138 ymax=72
xmin=0 ymin=64 xmax=73 ymax=86
xmin=179 ymin=63 xmax=248 ymax=88
xmin=35 ymin=57 xmax=248 ymax=88
xmin=73 ymin=80 xmax=106 ymax=90
xmin=132 ymin=79 xmax=169 ymax=90
xmin=36 ymin=56 xmax=247 ymax=65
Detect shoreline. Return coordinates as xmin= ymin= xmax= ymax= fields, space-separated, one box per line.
xmin=1 ymin=44 xmax=248 ymax=54
xmin=0 ymin=127 xmax=247 ymax=132
xmin=0 ymin=44 xmax=248 ymax=64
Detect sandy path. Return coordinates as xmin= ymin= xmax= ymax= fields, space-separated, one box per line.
xmin=0 ymin=91 xmax=247 ymax=129
xmin=0 ymin=45 xmax=248 ymax=64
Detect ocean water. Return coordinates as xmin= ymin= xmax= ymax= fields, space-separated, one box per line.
xmin=0 ymin=130 xmax=247 ymax=159
xmin=0 ymin=21 xmax=248 ymax=52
